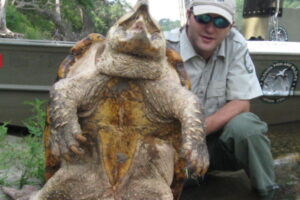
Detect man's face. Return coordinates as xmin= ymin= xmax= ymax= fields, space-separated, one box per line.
xmin=186 ymin=10 xmax=232 ymax=59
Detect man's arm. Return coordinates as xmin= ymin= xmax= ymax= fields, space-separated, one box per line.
xmin=204 ymin=100 xmax=250 ymax=135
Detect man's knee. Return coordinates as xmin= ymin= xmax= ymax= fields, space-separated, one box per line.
xmin=221 ymin=112 xmax=268 ymax=142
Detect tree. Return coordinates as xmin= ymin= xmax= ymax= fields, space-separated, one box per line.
xmin=0 ymin=0 xmax=22 ymax=38
xmin=0 ymin=0 xmax=8 ymax=32
xmin=12 ymin=0 xmax=76 ymax=40
xmin=283 ymin=0 xmax=300 ymax=8
xmin=159 ymin=18 xmax=181 ymax=31
xmin=10 ymin=0 xmax=130 ymax=41
xmin=235 ymin=0 xmax=244 ymax=30
xmin=92 ymin=0 xmax=131 ymax=35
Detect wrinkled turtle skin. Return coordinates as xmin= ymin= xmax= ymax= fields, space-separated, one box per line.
xmin=8 ymin=1 xmax=209 ymax=199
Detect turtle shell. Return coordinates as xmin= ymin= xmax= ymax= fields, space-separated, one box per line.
xmin=56 ymin=33 xmax=105 ymax=80
xmin=44 ymin=33 xmax=105 ymax=179
xmin=80 ymin=78 xmax=182 ymax=183
xmin=43 ymin=34 xmax=190 ymax=199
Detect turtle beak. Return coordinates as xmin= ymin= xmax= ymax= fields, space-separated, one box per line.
xmin=116 ymin=0 xmax=160 ymax=34
xmin=133 ymin=0 xmax=149 ymax=13
xmin=107 ymin=0 xmax=165 ymax=59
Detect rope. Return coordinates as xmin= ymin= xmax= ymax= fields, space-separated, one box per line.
xmin=271 ymin=0 xmax=281 ymax=41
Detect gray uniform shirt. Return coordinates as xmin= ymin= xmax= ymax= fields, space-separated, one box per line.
xmin=165 ymin=27 xmax=263 ymax=117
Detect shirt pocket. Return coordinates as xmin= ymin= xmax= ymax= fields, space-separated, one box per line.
xmin=205 ymin=81 xmax=226 ymax=116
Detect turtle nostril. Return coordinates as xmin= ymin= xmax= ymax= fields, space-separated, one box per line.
xmin=133 ymin=21 xmax=145 ymax=31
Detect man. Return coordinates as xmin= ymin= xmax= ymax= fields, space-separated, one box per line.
xmin=164 ymin=0 xmax=278 ymax=199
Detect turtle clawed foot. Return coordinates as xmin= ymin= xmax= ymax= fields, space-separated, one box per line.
xmin=184 ymin=143 xmax=209 ymax=177
xmin=50 ymin=129 xmax=87 ymax=160
xmin=2 ymin=185 xmax=39 ymax=200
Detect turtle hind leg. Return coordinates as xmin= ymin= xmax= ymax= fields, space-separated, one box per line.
xmin=34 ymin=163 xmax=109 ymax=200
xmin=119 ymin=137 xmax=176 ymax=200
xmin=121 ymin=180 xmax=174 ymax=200
xmin=2 ymin=185 xmax=39 ymax=200
xmin=171 ymin=158 xmax=186 ymax=200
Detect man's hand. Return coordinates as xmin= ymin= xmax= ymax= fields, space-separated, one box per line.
xmin=205 ymin=100 xmax=250 ymax=135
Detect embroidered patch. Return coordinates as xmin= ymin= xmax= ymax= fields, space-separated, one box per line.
xmin=244 ymin=50 xmax=254 ymax=73
xmin=269 ymin=26 xmax=288 ymax=41
xmin=260 ymin=61 xmax=298 ymax=103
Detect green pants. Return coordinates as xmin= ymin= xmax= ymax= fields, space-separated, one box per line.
xmin=206 ymin=112 xmax=275 ymax=196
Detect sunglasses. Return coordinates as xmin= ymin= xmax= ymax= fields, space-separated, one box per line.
xmin=193 ymin=14 xmax=230 ymax=29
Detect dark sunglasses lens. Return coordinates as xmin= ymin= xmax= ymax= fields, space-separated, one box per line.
xmin=194 ymin=14 xmax=211 ymax=24
xmin=214 ymin=17 xmax=230 ymax=28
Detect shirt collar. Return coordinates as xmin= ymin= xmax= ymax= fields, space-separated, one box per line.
xmin=180 ymin=28 xmax=198 ymax=62
xmin=217 ymin=39 xmax=226 ymax=58
xmin=180 ymin=27 xmax=226 ymax=61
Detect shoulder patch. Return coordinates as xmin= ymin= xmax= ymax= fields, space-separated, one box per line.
xmin=244 ymin=50 xmax=254 ymax=73
xmin=260 ymin=61 xmax=299 ymax=103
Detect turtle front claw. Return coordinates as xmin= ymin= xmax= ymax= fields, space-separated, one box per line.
xmin=183 ymin=142 xmax=209 ymax=177
xmin=49 ymin=124 xmax=86 ymax=159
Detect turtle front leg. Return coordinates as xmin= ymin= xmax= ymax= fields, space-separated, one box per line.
xmin=49 ymin=71 xmax=109 ymax=159
xmin=142 ymin=78 xmax=209 ymax=177
xmin=173 ymin=88 xmax=209 ymax=176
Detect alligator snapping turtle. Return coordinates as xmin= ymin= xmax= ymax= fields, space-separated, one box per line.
xmin=4 ymin=0 xmax=208 ymax=199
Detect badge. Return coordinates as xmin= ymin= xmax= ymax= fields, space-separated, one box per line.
xmin=269 ymin=26 xmax=288 ymax=41
xmin=244 ymin=50 xmax=254 ymax=73
xmin=260 ymin=61 xmax=298 ymax=103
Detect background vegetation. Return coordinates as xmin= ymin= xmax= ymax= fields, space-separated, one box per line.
xmin=2 ymin=0 xmax=300 ymax=40
xmin=5 ymin=0 xmax=132 ymax=40
xmin=1 ymin=0 xmax=300 ymax=195
xmin=0 ymin=100 xmax=46 ymax=188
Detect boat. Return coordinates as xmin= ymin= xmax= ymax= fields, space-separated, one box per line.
xmin=248 ymin=41 xmax=300 ymax=124
xmin=0 ymin=0 xmax=299 ymax=126
xmin=0 ymin=38 xmax=74 ymax=126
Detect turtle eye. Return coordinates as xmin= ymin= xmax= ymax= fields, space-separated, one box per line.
xmin=151 ymin=32 xmax=160 ymax=40
xmin=134 ymin=13 xmax=140 ymax=20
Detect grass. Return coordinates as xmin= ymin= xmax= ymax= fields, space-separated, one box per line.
xmin=0 ymin=122 xmax=8 ymax=142
xmin=0 ymin=99 xmax=46 ymax=188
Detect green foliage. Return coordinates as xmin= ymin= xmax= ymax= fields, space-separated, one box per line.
xmin=0 ymin=122 xmax=8 ymax=142
xmin=159 ymin=18 xmax=181 ymax=31
xmin=23 ymin=99 xmax=47 ymax=138
xmin=61 ymin=1 xmax=84 ymax=31
xmin=24 ymin=12 xmax=55 ymax=39
xmin=0 ymin=100 xmax=46 ymax=188
xmin=235 ymin=0 xmax=244 ymax=31
xmin=19 ymin=99 xmax=46 ymax=186
xmin=76 ymin=0 xmax=94 ymax=9
xmin=0 ymin=123 xmax=9 ymax=181
xmin=283 ymin=0 xmax=300 ymax=8
xmin=6 ymin=5 xmax=54 ymax=39
xmin=19 ymin=133 xmax=45 ymax=187
xmin=5 ymin=0 xmax=130 ymax=40
xmin=93 ymin=0 xmax=130 ymax=35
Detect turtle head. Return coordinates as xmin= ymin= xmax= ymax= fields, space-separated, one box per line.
xmin=107 ymin=0 xmax=165 ymax=60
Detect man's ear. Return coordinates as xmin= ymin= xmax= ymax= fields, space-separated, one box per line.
xmin=186 ymin=9 xmax=192 ymax=26
xmin=186 ymin=9 xmax=192 ymax=18
xmin=231 ymin=21 xmax=236 ymax=28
